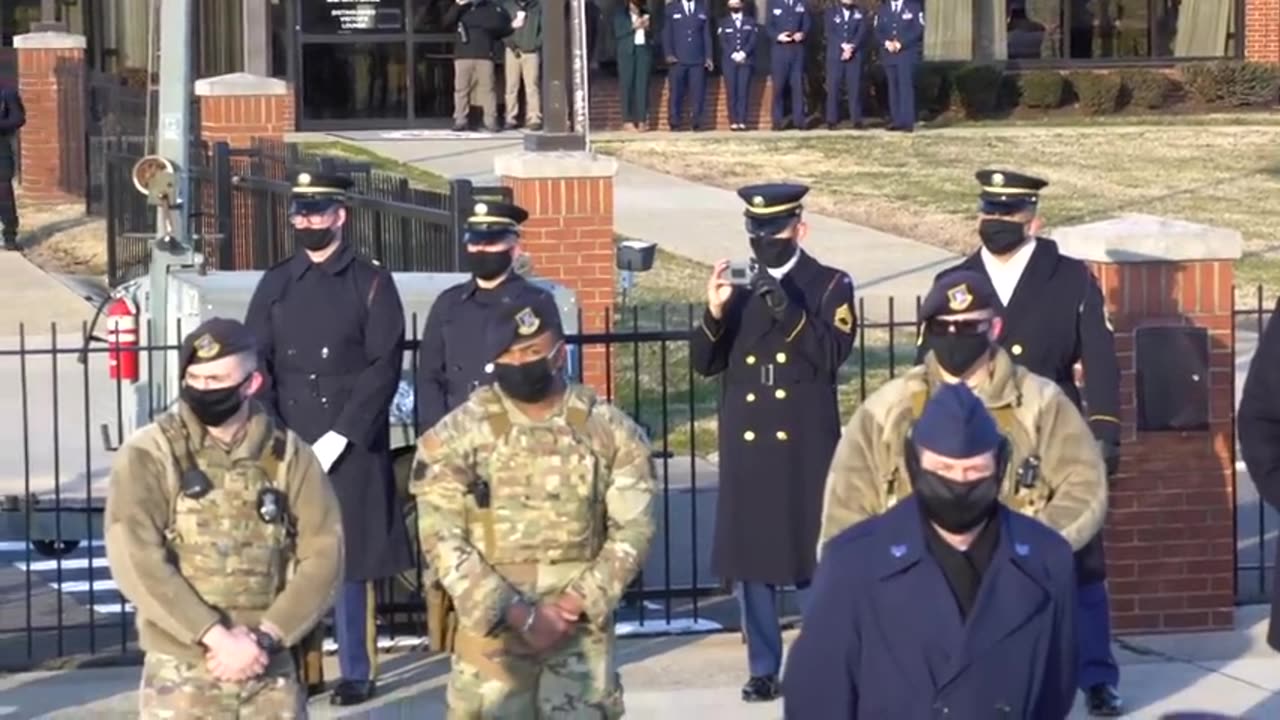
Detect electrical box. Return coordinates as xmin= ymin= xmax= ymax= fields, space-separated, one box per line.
xmin=1134 ymin=325 xmax=1210 ymax=432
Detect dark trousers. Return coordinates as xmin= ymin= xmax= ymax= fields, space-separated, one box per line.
xmin=723 ymin=62 xmax=752 ymax=125
xmin=884 ymin=59 xmax=917 ymax=129
xmin=770 ymin=45 xmax=805 ymax=126
xmin=0 ymin=154 xmax=16 ymax=245
xmin=668 ymin=62 xmax=707 ymax=128
xmin=333 ymin=581 xmax=378 ymax=682
xmin=618 ymin=48 xmax=653 ymax=124
xmin=824 ymin=56 xmax=863 ymax=124
xmin=738 ymin=580 xmax=811 ymax=677
xmin=1077 ymin=580 xmax=1120 ymax=688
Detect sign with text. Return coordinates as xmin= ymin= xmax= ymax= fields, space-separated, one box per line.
xmin=300 ymin=0 xmax=405 ymax=34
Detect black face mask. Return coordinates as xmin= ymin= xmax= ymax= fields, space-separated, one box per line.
xmin=494 ymin=354 xmax=559 ymax=403
xmin=978 ymin=218 xmax=1028 ymax=255
xmin=181 ymin=378 xmax=249 ymax=428
xmin=295 ymin=227 xmax=337 ymax=252
xmin=927 ymin=332 xmax=991 ymax=377
xmin=466 ymin=249 xmax=513 ymax=282
xmin=749 ymin=236 xmax=797 ymax=269
xmin=906 ymin=445 xmax=1002 ymax=533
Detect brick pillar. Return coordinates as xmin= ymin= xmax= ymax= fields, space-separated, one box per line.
xmin=1246 ymin=0 xmax=1280 ymax=63
xmin=14 ymin=32 xmax=87 ymax=203
xmin=1055 ymin=214 xmax=1243 ymax=634
xmin=194 ymin=72 xmax=294 ymax=147
xmin=495 ymin=152 xmax=618 ymax=394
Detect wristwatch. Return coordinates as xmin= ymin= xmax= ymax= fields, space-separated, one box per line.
xmin=250 ymin=627 xmax=283 ymax=654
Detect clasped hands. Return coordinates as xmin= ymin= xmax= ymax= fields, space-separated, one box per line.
xmin=840 ymin=43 xmax=854 ymax=61
xmin=506 ymin=592 xmax=585 ymax=656
xmin=201 ymin=623 xmax=274 ymax=682
xmin=884 ymin=39 xmax=902 ymax=53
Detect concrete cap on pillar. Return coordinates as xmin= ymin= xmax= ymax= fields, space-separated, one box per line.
xmin=1050 ymin=213 xmax=1243 ymax=263
xmin=494 ymin=152 xmax=619 ymax=179
xmin=194 ymin=72 xmax=289 ymax=97
xmin=13 ymin=32 xmax=86 ymax=49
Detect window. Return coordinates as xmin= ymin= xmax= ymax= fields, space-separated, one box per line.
xmin=1 ymin=0 xmax=42 ymax=47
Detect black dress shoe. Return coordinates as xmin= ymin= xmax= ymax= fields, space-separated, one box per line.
xmin=330 ymin=679 xmax=377 ymax=706
xmin=305 ymin=682 xmax=326 ymax=698
xmin=1084 ymin=684 xmax=1124 ymax=717
xmin=451 ymin=124 xmax=468 ymax=132
xmin=741 ymin=675 xmax=781 ymax=703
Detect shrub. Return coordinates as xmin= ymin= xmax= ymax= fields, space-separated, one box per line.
xmin=1067 ymin=71 xmax=1122 ymax=115
xmin=1182 ymin=60 xmax=1280 ymax=107
xmin=1119 ymin=69 xmax=1173 ymax=109
xmin=914 ymin=63 xmax=954 ymax=116
xmin=1018 ymin=70 xmax=1066 ymax=109
xmin=951 ymin=64 xmax=1004 ymax=118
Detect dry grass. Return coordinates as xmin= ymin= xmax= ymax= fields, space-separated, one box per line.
xmin=10 ymin=195 xmax=108 ymax=278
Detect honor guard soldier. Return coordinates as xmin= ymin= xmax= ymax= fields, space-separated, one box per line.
xmin=105 ymin=319 xmax=344 ymax=719
xmin=410 ymin=293 xmax=656 ymax=717
xmin=718 ymin=0 xmax=759 ymax=131
xmin=823 ymin=0 xmax=868 ymax=130
xmin=823 ymin=269 xmax=1107 ymax=556
xmin=245 ymin=171 xmax=414 ymax=707
xmin=662 ymin=0 xmax=714 ymax=130
xmin=692 ymin=182 xmax=857 ymax=702
xmin=0 ymin=83 xmax=25 ymax=250
xmin=923 ymin=169 xmax=1124 ymax=716
xmin=874 ymin=0 xmax=923 ymax=131
xmin=1238 ymin=298 xmax=1280 ymax=657
xmin=786 ymin=384 xmax=1078 ymax=720
xmin=414 ymin=199 xmax=558 ymax=434
xmin=766 ymin=0 xmax=810 ymax=130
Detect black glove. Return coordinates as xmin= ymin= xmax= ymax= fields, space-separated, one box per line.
xmin=1098 ymin=439 xmax=1120 ymax=478
xmin=749 ymin=271 xmax=789 ymax=319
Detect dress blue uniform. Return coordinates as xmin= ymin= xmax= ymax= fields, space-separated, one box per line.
xmin=923 ymin=169 xmax=1124 ymax=717
xmin=783 ymin=383 xmax=1078 ymax=720
xmin=874 ymin=0 xmax=923 ymax=131
xmin=717 ymin=8 xmax=759 ymax=130
xmin=765 ymin=0 xmax=810 ymax=130
xmin=691 ymin=183 xmax=857 ymax=702
xmin=662 ymin=0 xmax=713 ymax=130
xmin=245 ymin=172 xmax=413 ymax=706
xmin=823 ymin=2 xmax=868 ymax=128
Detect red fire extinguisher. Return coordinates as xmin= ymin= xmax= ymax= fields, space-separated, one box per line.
xmin=105 ymin=297 xmax=140 ymax=383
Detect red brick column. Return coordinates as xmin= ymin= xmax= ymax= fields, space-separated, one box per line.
xmin=1056 ymin=215 xmax=1243 ymax=634
xmin=194 ymin=73 xmax=294 ymax=147
xmin=495 ymin=152 xmax=618 ymax=394
xmin=14 ymin=32 xmax=87 ymax=203
xmin=1246 ymin=0 xmax=1280 ymax=63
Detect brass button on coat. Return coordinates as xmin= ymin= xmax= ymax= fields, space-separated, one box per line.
xmin=774 ymin=389 xmax=787 ymax=400
xmin=746 ymin=355 xmax=757 ymax=365
xmin=775 ymin=352 xmax=788 ymax=363
xmin=743 ymin=430 xmax=756 ymax=441
xmin=1011 ymin=343 xmax=1024 ymax=356
xmin=746 ymin=393 xmax=757 ymax=402
xmin=776 ymin=431 xmax=789 ymax=441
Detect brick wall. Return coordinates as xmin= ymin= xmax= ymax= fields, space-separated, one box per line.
xmin=15 ymin=33 xmax=87 ymax=203
xmin=1087 ymin=259 xmax=1236 ymax=633
xmin=1246 ymin=0 xmax=1280 ymax=63
xmin=590 ymin=74 xmax=776 ymax=132
xmin=197 ymin=95 xmax=295 ymax=147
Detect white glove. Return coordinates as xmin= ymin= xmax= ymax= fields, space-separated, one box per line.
xmin=312 ymin=431 xmax=350 ymax=473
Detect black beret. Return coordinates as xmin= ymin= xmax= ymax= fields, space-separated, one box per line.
xmin=485 ymin=287 xmax=563 ymax=362
xmin=180 ymin=318 xmax=257 ymax=374
xmin=919 ymin=269 xmax=1001 ymax=320
xmin=975 ymin=168 xmax=1048 ymax=215
xmin=737 ymin=182 xmax=809 ymax=238
xmin=463 ymin=200 xmax=529 ymax=244
xmin=289 ymin=171 xmax=354 ymax=214
xmin=912 ymin=383 xmax=1002 ymax=459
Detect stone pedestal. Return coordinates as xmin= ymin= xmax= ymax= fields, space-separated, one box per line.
xmin=495 ymin=152 xmax=618 ymax=394
xmin=14 ymin=32 xmax=87 ymax=203
xmin=194 ymin=72 xmax=294 ymax=147
xmin=1054 ymin=213 xmax=1243 ymax=634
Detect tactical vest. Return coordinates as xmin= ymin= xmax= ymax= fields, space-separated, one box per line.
xmin=155 ymin=412 xmax=293 ymax=613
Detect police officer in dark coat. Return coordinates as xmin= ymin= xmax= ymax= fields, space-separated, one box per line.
xmin=691 ymin=182 xmax=857 ymax=702
xmin=0 ymin=84 xmax=25 ymax=250
xmin=414 ymin=199 xmax=557 ymax=433
xmin=921 ymin=168 xmax=1123 ymax=716
xmin=244 ymin=172 xmax=413 ymax=707
xmin=783 ymin=382 xmax=1078 ymax=720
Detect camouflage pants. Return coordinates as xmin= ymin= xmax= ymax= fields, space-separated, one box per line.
xmin=139 ymin=651 xmax=305 ymax=719
xmin=446 ymin=622 xmax=625 ymax=719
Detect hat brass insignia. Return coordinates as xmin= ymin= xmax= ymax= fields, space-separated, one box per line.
xmin=473 ymin=202 xmax=488 ymax=216
xmin=515 ymin=307 xmax=541 ymax=336
xmin=296 ymin=172 xmax=312 ymax=186
xmin=946 ymin=284 xmax=973 ymax=312
xmin=991 ymin=172 xmax=1005 ymax=187
xmin=752 ymin=195 xmax=765 ymax=208
xmin=193 ymin=334 xmax=221 ymax=359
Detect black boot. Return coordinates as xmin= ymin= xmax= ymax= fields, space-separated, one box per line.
xmin=1084 ymin=684 xmax=1124 ymax=716
xmin=741 ymin=674 xmax=781 ymax=702
xmin=330 ymin=679 xmax=377 ymax=706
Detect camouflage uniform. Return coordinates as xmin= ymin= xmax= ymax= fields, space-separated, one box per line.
xmin=818 ymin=347 xmax=1108 ymax=554
xmin=105 ymin=401 xmax=344 ymax=718
xmin=410 ymin=383 xmax=656 ymax=718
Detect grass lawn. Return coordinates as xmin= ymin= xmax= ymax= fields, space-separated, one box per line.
xmin=297 ymin=140 xmax=451 ymax=192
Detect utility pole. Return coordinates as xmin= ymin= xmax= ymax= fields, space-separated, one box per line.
xmin=527 ymin=0 xmax=587 ymax=152
xmin=33 ymin=0 xmax=66 ymax=31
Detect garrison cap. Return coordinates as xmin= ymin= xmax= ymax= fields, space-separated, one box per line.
xmin=289 ymin=171 xmax=354 ymax=215
xmin=180 ymin=318 xmax=257 ymax=375
xmin=485 ymin=287 xmax=563 ymax=362
xmin=919 ymin=269 xmax=1001 ymax=320
xmin=737 ymin=182 xmax=809 ymax=238
xmin=975 ymin=168 xmax=1048 ymax=215
xmin=463 ymin=199 xmax=529 ymax=244
xmin=912 ymin=383 xmax=1002 ymax=459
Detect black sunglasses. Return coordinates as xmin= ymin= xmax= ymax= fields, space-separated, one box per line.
xmin=925 ymin=318 xmax=992 ymax=336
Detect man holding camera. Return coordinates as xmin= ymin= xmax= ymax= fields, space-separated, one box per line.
xmin=0 ymin=83 xmax=25 ymax=250
xmin=445 ymin=0 xmax=514 ymax=132
xmin=690 ymin=182 xmax=856 ymax=703
xmin=501 ymin=0 xmax=542 ymax=130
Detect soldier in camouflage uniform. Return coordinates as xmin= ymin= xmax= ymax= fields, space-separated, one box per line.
xmin=409 ymin=290 xmax=656 ymax=718
xmin=818 ymin=269 xmax=1108 ymax=555
xmin=105 ymin=318 xmax=344 ymax=718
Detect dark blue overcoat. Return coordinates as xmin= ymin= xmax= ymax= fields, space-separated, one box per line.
xmin=782 ymin=498 xmax=1078 ymax=719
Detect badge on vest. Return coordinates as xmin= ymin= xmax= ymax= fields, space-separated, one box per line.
xmin=258 ymin=487 xmax=287 ymax=524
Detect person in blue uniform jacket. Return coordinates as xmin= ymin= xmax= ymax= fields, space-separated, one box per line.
xmin=717 ymin=0 xmax=758 ymax=131
xmin=874 ymin=0 xmax=923 ymax=132
xmin=414 ymin=199 xmax=557 ymax=433
xmin=662 ymin=0 xmax=714 ymax=131
xmin=783 ymin=382 xmax=1078 ymax=720
xmin=691 ymin=182 xmax=857 ymax=703
xmin=244 ymin=172 xmax=413 ymax=707
xmin=823 ymin=0 xmax=868 ymax=130
xmin=919 ymin=168 xmax=1124 ymax=717
xmin=766 ymin=0 xmax=810 ymax=131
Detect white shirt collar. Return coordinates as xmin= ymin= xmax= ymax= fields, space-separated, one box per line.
xmin=767 ymin=249 xmax=803 ymax=279
xmin=980 ymin=239 xmax=1037 ymax=306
